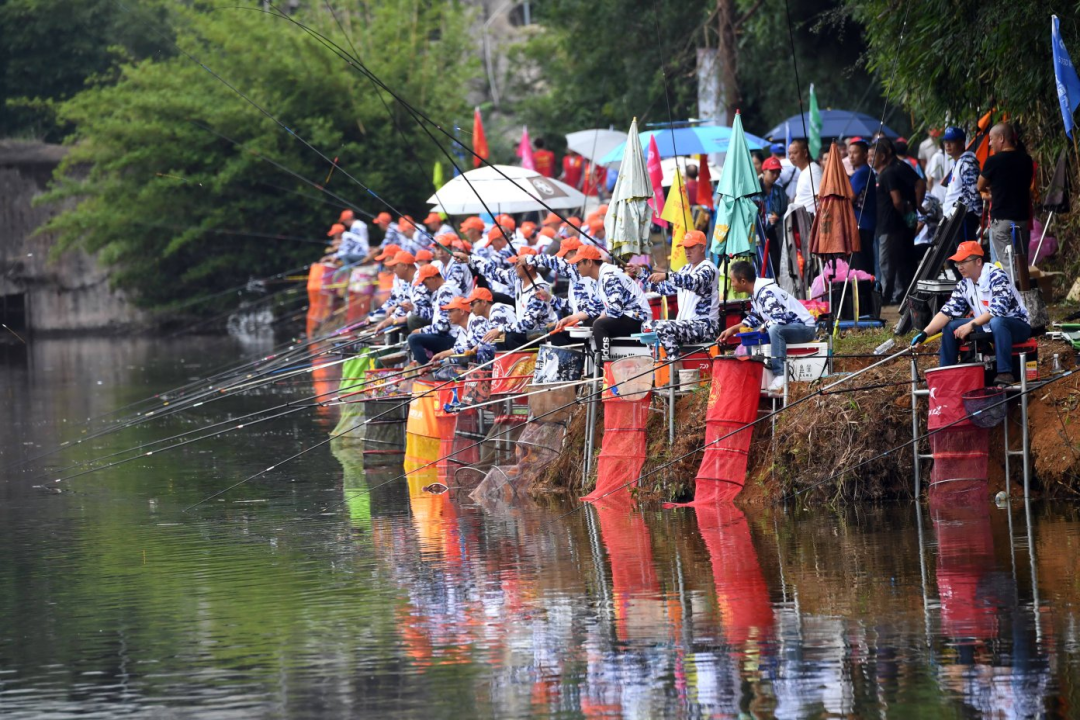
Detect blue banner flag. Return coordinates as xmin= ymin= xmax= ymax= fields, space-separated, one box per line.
xmin=1053 ymin=15 xmax=1080 ymax=138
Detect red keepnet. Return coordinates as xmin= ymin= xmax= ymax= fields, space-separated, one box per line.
xmin=582 ymin=395 xmax=652 ymax=503
xmin=925 ymin=364 xmax=989 ymax=499
xmin=667 ymin=357 xmax=763 ymax=507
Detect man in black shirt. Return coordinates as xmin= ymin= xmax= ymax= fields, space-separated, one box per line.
xmin=872 ymin=138 xmax=925 ymax=304
xmin=978 ymin=122 xmax=1033 ymax=287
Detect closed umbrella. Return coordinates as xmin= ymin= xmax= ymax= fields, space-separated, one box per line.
xmin=711 ymin=112 xmax=759 ymax=259
xmin=809 ymin=143 xmax=860 ymax=256
xmin=605 ymin=119 xmax=653 ymax=259
xmin=426 ymin=165 xmax=585 ymax=215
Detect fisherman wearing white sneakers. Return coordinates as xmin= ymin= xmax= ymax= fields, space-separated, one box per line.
xmin=720 ymin=260 xmax=816 ymax=393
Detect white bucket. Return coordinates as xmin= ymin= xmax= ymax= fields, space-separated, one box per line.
xmin=678 ymin=368 xmax=700 ymax=388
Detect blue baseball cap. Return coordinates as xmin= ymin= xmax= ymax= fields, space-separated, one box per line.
xmin=769 ymin=143 xmax=786 ymax=155
xmin=942 ymin=126 xmax=965 ymax=142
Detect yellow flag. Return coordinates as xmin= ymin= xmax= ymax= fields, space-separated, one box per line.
xmin=660 ymin=168 xmax=694 ymax=271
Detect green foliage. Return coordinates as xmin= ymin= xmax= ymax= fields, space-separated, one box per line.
xmin=0 ymin=0 xmax=171 ymax=141
xmin=510 ymin=0 xmax=894 ymax=146
xmin=39 ymin=2 xmax=478 ymax=311
xmin=846 ymin=0 xmax=1080 ymax=153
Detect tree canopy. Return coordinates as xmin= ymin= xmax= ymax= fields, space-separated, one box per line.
xmin=39 ymin=2 xmax=478 ymax=311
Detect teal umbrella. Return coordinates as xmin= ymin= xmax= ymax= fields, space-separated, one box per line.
xmin=605 ymin=118 xmax=653 ymax=259
xmin=711 ymin=112 xmax=760 ymax=258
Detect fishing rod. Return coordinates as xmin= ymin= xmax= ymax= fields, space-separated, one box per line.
xmin=44 ymin=349 xmax=434 ymax=484
xmin=256 ymin=5 xmax=613 ymax=255
xmin=181 ymin=325 xmax=568 ymax=511
xmin=781 ymin=368 xmax=1077 ymax=503
xmin=305 ymin=338 xmax=725 ymax=522
xmin=552 ymin=338 xmax=943 ymax=518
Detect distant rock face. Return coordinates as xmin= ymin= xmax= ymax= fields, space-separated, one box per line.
xmin=0 ymin=141 xmax=145 ymax=334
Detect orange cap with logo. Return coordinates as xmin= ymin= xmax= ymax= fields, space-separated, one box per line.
xmin=327 ymin=223 xmax=346 ymax=237
xmin=459 ymin=216 xmax=485 ymax=231
xmin=948 ymin=240 xmax=984 ymax=262
xmin=520 ymin=221 xmax=537 ymax=238
xmin=555 ymin=237 xmax=582 ymax=257
xmin=423 ymin=212 xmax=442 ymax=225
xmin=679 ymin=230 xmax=707 ymax=248
xmin=440 ymin=296 xmax=472 ymax=312
xmin=414 ymin=263 xmax=442 ymax=284
xmin=375 ymin=243 xmax=402 ymax=261
xmin=385 ymin=250 xmax=416 ymax=267
xmin=414 ymin=249 xmax=434 ymax=262
xmin=494 ymin=214 xmax=516 ymax=231
xmin=467 ymin=287 xmax=494 ymax=303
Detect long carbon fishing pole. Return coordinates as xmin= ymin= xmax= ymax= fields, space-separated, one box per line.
xmin=44 ymin=353 xmax=434 ymax=484
xmin=781 ymin=369 xmax=1077 ymax=502
xmin=552 ymin=343 xmax=941 ymax=519
xmin=300 ymin=340 xmax=728 ymax=522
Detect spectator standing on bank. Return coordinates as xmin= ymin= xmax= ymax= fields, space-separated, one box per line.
xmin=977 ymin=122 xmax=1033 ymax=282
xmin=847 ymin=138 xmax=877 ymax=274
xmin=788 ymin=139 xmax=822 ymax=217
xmin=940 ymin=126 xmax=982 ymax=242
xmin=872 ymin=138 xmax=925 ymax=305
xmin=533 ymin=138 xmax=556 ymax=178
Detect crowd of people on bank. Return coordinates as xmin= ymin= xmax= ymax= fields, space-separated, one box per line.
xmin=317 ymin=119 xmax=1038 ymax=389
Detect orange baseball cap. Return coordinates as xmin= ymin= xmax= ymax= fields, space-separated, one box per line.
xmin=539 ymin=227 xmax=557 ymax=239
xmin=339 ymin=209 xmax=355 ymax=223
xmin=434 ymin=233 xmax=457 ymax=246
xmin=385 ymin=250 xmax=416 ymax=267
xmin=495 ymin=214 xmax=516 ymax=231
xmin=375 ymin=212 xmax=392 ymax=224
xmin=398 ymin=215 xmax=415 ymax=229
xmin=414 ymin=263 xmax=442 ymax=284
xmin=508 ymin=246 xmax=538 ymax=263
xmin=679 ymin=230 xmax=707 ymax=248
xmin=555 ymin=237 xmax=582 ymax=257
xmin=587 ymin=216 xmax=605 ymax=233
xmin=467 ymin=287 xmax=494 ymax=303
xmin=423 ymin=212 xmax=442 ymax=224
xmin=488 ymin=225 xmax=510 ymax=241
xmin=459 ymin=216 xmax=485 ymax=231
xmin=520 ymin=221 xmax=537 ymax=239
xmin=440 ymin=296 xmax=472 ymax=312
xmin=452 ymin=239 xmax=473 ymax=252
xmin=415 ymin=249 xmax=434 ymax=262
xmin=598 ymin=204 xmax=609 ymax=214
xmin=948 ymin=240 xmax=984 ymax=262
xmin=567 ymin=244 xmax=602 ymax=264
xmin=542 ymin=212 xmax=561 ymax=226
xmin=327 ymin=223 xmax=346 ymax=237
xmin=564 ymin=216 xmax=582 ymax=229
xmin=375 ymin=243 xmax=402 ymax=261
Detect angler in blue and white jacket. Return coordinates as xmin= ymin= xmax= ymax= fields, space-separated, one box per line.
xmin=720 ymin=259 xmax=816 ymax=391
xmin=912 ymin=240 xmax=1030 ymax=385
xmin=631 ymin=230 xmax=720 ymax=357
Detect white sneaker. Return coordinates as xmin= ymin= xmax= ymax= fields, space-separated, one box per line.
xmin=767 ymin=376 xmax=785 ymax=394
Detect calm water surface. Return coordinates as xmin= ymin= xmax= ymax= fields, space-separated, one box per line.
xmin=1 ymin=337 xmax=1078 ymax=719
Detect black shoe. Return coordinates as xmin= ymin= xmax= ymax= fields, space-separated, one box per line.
xmin=993 ymin=373 xmax=1016 ymax=386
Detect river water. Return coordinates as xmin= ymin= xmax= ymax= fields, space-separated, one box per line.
xmin=1 ymin=336 xmax=1077 ymax=719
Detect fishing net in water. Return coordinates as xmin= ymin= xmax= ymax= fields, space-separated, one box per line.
xmin=581 ymin=395 xmax=652 ymax=503
xmin=667 ymin=358 xmax=763 ymax=507
xmin=930 ymin=496 xmax=999 ymax=642
xmin=469 ymin=422 xmax=565 ymax=503
xmin=924 ymin=364 xmax=989 ymax=500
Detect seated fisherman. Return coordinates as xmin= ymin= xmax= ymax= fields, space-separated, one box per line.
xmin=462 ymin=246 xmax=556 ymax=350
xmin=366 ymin=244 xmax=404 ymax=319
xmin=719 ymin=260 xmax=816 ymax=393
xmin=430 ymin=296 xmax=494 ymax=365
xmin=431 ymin=234 xmax=472 ymax=295
xmin=553 ymin=244 xmax=653 ymax=362
xmin=465 ymin=287 xmax=521 ymax=351
xmin=628 ymin=230 xmax=720 ymax=357
xmin=519 ymin=237 xmax=598 ymax=320
xmin=911 ymin=240 xmax=1030 ymax=385
xmin=406 ymin=265 xmax=462 ymax=362
xmin=372 ymin=251 xmax=429 ymax=333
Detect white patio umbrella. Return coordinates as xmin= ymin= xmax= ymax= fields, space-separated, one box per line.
xmin=565 ymin=129 xmax=626 ymax=164
xmin=426 ymin=165 xmax=586 ymax=215
xmin=660 ymin=155 xmax=722 ymax=186
xmin=605 ymin=119 xmax=652 ymax=259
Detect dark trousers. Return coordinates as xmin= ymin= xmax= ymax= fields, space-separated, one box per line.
xmin=940 ymin=317 xmax=1031 ymax=376
xmin=877 ymin=231 xmax=915 ymax=305
xmin=497 ymin=331 xmax=528 ymax=351
xmin=593 ymin=315 xmax=643 ymax=361
xmin=407 ymin=332 xmax=455 ymax=362
xmin=850 ymin=228 xmax=876 ymax=274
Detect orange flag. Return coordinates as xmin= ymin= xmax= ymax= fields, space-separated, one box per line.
xmin=472 ymin=107 xmax=489 ymax=168
xmin=696 ymin=154 xmax=714 ymax=209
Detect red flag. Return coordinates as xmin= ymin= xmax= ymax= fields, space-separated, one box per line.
xmin=646 ymin=135 xmax=667 ymax=227
xmin=472 ymin=107 xmax=488 ymax=168
xmin=696 ymin=153 xmax=714 ymax=209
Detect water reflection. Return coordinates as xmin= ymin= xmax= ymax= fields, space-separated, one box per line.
xmin=0 ymin=337 xmax=1077 ymax=718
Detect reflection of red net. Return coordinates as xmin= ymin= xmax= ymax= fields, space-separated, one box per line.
xmin=667 ymin=358 xmax=763 ymax=507
xmin=926 ymin=364 xmax=988 ymax=498
xmin=695 ymin=502 xmax=773 ymax=648
xmin=592 ymin=494 xmax=660 ymax=642
xmin=930 ymin=496 xmax=999 ymax=642
xmin=581 ymin=395 xmax=651 ymax=503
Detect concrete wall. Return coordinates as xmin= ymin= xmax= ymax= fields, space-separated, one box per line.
xmin=0 ymin=141 xmax=145 ymax=333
